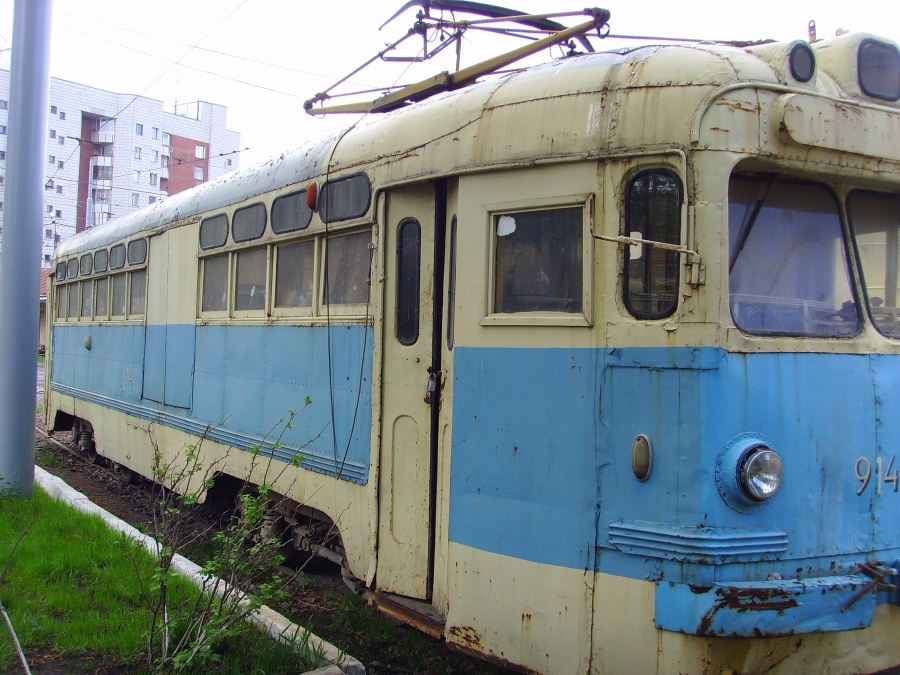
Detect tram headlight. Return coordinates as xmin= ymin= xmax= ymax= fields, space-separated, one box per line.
xmin=739 ymin=447 xmax=783 ymax=502
xmin=716 ymin=434 xmax=784 ymax=512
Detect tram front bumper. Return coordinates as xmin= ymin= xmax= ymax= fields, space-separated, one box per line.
xmin=654 ymin=567 xmax=898 ymax=637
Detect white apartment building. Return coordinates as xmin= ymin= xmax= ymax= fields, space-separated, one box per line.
xmin=0 ymin=71 xmax=241 ymax=269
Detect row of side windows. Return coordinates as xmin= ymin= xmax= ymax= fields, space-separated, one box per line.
xmin=54 ymin=239 xmax=148 ymax=322
xmin=200 ymin=229 xmax=371 ymax=317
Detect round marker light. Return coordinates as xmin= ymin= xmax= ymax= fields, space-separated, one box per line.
xmin=789 ymin=42 xmax=815 ymax=83
xmin=740 ymin=447 xmax=783 ymax=502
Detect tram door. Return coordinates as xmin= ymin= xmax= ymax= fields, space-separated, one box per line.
xmin=377 ymin=182 xmax=446 ymax=600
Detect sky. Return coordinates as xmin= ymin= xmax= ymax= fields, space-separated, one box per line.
xmin=0 ymin=0 xmax=897 ymax=168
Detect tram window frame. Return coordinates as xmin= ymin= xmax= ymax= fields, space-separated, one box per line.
xmin=847 ymin=190 xmax=900 ymax=338
xmin=67 ymin=259 xmax=78 ymax=280
xmin=56 ymin=283 xmax=68 ymax=321
xmin=623 ymin=169 xmax=683 ymax=320
xmin=321 ymin=229 xmax=372 ymax=316
xmin=200 ymin=214 xmax=229 ymax=250
xmin=95 ymin=276 xmax=109 ymax=319
xmin=233 ymin=246 xmax=269 ymax=315
xmin=232 ymin=203 xmax=267 ymax=243
xmin=127 ymin=238 xmax=147 ymax=266
xmin=111 ymin=273 xmax=127 ymax=318
xmin=272 ymin=189 xmax=313 ymax=234
xmin=80 ymin=253 xmax=93 ymax=277
xmin=728 ymin=176 xmax=860 ymax=338
xmin=128 ymin=268 xmax=147 ymax=318
xmin=319 ymin=173 xmax=372 ymax=224
xmin=482 ymin=195 xmax=592 ymax=327
xmin=273 ymin=239 xmax=316 ymax=316
xmin=80 ymin=279 xmax=93 ymax=318
xmin=200 ymin=253 xmax=231 ymax=316
xmin=94 ymin=248 xmax=108 ymax=273
xmin=396 ymin=219 xmax=421 ymax=345
xmin=67 ymin=281 xmax=80 ymax=319
xmin=109 ymin=244 xmax=126 ymax=270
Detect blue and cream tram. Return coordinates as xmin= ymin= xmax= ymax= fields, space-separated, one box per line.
xmin=46 ymin=12 xmax=900 ymax=673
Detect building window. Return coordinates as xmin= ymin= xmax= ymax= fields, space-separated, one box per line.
xmin=0 ymin=151 xmax=6 ymax=160
xmin=134 ymin=147 xmax=141 ymax=160
xmin=161 ymin=131 xmax=170 ymax=145
xmin=149 ymin=172 xmax=157 ymax=186
xmin=0 ymin=100 xmax=7 ymax=109
xmin=50 ymin=105 xmax=57 ymax=114
xmin=46 ymin=204 xmax=52 ymax=213
xmin=148 ymin=196 xmax=157 ymax=204
xmin=194 ymin=167 xmax=204 ymax=181
xmin=152 ymin=149 xmax=159 ymax=162
xmin=131 ymin=193 xmax=139 ymax=206
xmin=59 ymin=111 xmax=65 ymax=120
xmin=151 ymin=127 xmax=158 ymax=139
xmin=49 ymin=129 xmax=56 ymax=138
xmin=135 ymin=123 xmax=143 ymax=135
xmin=58 ymin=160 xmax=64 ymax=169
xmin=195 ymin=145 xmax=206 ymax=159
xmin=132 ymin=170 xmax=140 ymax=183
xmin=56 ymin=185 xmax=62 ymax=194
xmin=58 ymin=136 xmax=65 ymax=145
xmin=45 ymin=228 xmax=52 ymax=237
xmin=0 ymin=175 xmax=4 ymax=184
xmin=55 ymin=209 xmax=62 ymax=217
xmin=227 ymin=159 xmax=232 ymax=167
xmin=161 ymin=155 xmax=169 ymax=167
xmin=48 ymin=155 xmax=56 ymax=164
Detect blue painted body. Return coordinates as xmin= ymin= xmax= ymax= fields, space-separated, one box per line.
xmin=51 ymin=323 xmax=373 ymax=483
xmin=449 ymin=346 xmax=899 ymax=634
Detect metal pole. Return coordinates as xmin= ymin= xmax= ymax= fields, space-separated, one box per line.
xmin=0 ymin=0 xmax=53 ymax=497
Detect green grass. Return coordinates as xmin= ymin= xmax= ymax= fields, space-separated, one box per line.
xmin=0 ymin=489 xmax=328 ymax=673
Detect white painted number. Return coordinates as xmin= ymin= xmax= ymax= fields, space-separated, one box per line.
xmin=855 ymin=455 xmax=898 ymax=495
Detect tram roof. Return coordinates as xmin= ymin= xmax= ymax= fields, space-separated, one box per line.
xmin=55 ymin=32 xmax=899 ymax=259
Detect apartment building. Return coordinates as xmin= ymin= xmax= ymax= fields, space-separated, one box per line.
xmin=0 ymin=71 xmax=241 ymax=269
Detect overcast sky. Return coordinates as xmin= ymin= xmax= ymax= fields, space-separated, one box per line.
xmin=0 ymin=0 xmax=897 ymax=168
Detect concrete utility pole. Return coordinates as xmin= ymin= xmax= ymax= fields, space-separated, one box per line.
xmin=0 ymin=0 xmax=53 ymax=497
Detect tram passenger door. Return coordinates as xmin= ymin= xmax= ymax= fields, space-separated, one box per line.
xmin=377 ymin=182 xmax=445 ymax=601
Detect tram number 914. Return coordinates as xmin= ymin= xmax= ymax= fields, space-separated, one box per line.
xmin=855 ymin=455 xmax=899 ymax=495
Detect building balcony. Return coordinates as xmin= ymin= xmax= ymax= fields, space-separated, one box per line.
xmin=90 ymin=155 xmax=113 ymax=167
xmin=91 ymin=132 xmax=114 ymax=144
xmin=91 ymin=179 xmax=112 ymax=190
xmin=159 ymin=166 xmax=168 ymax=179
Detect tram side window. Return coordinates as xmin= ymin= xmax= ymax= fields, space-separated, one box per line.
xmin=95 ymin=277 xmax=109 ymax=318
xmin=81 ymin=280 xmax=93 ymax=317
xmin=494 ymin=207 xmax=583 ymax=313
xmin=324 ymin=231 xmax=370 ymax=305
xmin=729 ymin=176 xmax=859 ymax=337
xmin=202 ymin=255 xmax=229 ymax=312
xmin=624 ymin=171 xmax=681 ymax=319
xmin=56 ymin=285 xmax=67 ymax=320
xmin=848 ymin=191 xmax=900 ymax=338
xmin=67 ymin=283 xmax=79 ymax=319
xmin=275 ymin=241 xmax=314 ymax=308
xmin=396 ymin=219 xmax=421 ymax=345
xmin=111 ymin=274 xmax=127 ymax=317
xmin=129 ymin=269 xmax=146 ymax=316
xmin=235 ymin=248 xmax=267 ymax=311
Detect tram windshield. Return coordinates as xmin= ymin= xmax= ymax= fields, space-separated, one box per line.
xmin=728 ymin=176 xmax=860 ymax=337
xmin=848 ymin=191 xmax=900 ymax=338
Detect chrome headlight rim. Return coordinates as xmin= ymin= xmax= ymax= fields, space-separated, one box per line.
xmin=716 ymin=433 xmax=784 ymax=513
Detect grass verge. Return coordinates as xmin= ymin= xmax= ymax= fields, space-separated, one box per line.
xmin=0 ymin=487 xmax=327 ymax=673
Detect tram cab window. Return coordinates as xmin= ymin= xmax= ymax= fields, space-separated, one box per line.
xmin=235 ymin=248 xmax=267 ymax=311
xmin=324 ymin=231 xmax=370 ymax=305
xmin=275 ymin=241 xmax=314 ymax=308
xmin=848 ymin=191 xmax=900 ymax=338
xmin=201 ymin=254 xmax=229 ymax=312
xmin=729 ymin=177 xmax=859 ymax=337
xmin=624 ymin=170 xmax=681 ymax=319
xmin=493 ymin=207 xmax=583 ymax=313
